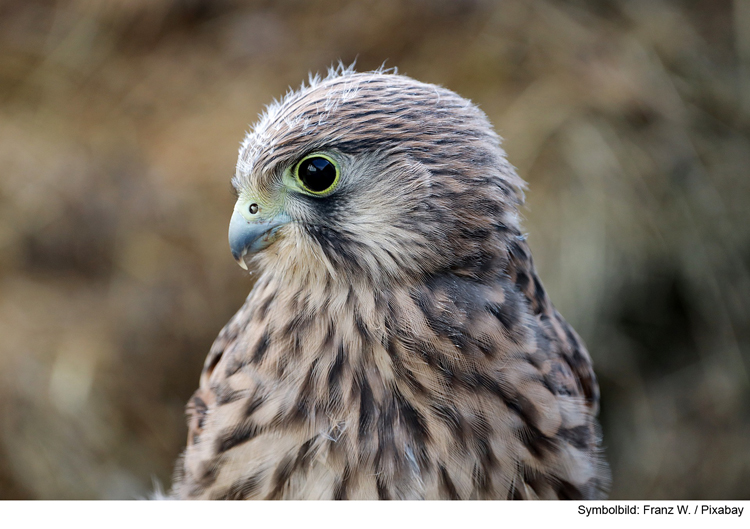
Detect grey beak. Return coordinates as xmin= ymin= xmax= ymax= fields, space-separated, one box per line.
xmin=228 ymin=209 xmax=290 ymax=270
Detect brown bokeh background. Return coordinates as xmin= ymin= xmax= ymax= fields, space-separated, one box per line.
xmin=0 ymin=0 xmax=748 ymax=499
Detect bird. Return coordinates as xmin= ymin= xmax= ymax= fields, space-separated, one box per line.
xmin=169 ymin=65 xmax=610 ymax=500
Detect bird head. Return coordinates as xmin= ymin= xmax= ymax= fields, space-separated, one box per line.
xmin=230 ymin=66 xmax=525 ymax=287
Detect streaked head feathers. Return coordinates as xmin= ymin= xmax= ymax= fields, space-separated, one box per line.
xmin=231 ymin=65 xmax=526 ymax=285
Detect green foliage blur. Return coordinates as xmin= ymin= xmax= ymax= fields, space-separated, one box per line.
xmin=0 ymin=0 xmax=748 ymax=499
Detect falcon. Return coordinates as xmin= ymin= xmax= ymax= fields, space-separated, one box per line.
xmin=170 ymin=66 xmax=610 ymax=500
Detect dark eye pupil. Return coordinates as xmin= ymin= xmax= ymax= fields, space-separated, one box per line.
xmin=299 ymin=157 xmax=336 ymax=193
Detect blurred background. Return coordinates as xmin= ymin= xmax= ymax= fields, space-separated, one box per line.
xmin=0 ymin=0 xmax=748 ymax=500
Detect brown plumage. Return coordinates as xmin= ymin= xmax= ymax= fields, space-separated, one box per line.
xmin=170 ymin=66 xmax=610 ymax=500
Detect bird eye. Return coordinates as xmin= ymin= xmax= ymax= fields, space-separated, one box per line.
xmin=294 ymin=154 xmax=340 ymax=195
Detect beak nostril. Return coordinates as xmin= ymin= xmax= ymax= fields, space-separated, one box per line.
xmin=229 ymin=208 xmax=291 ymax=266
xmin=249 ymin=203 xmax=259 ymax=215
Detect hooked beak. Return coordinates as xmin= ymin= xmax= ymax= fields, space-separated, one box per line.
xmin=228 ymin=202 xmax=291 ymax=270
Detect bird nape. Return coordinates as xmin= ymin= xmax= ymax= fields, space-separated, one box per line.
xmin=169 ymin=65 xmax=610 ymax=500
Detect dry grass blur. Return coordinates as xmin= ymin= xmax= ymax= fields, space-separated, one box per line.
xmin=0 ymin=0 xmax=748 ymax=499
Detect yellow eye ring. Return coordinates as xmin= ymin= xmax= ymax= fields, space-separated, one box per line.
xmin=293 ymin=153 xmax=340 ymax=195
